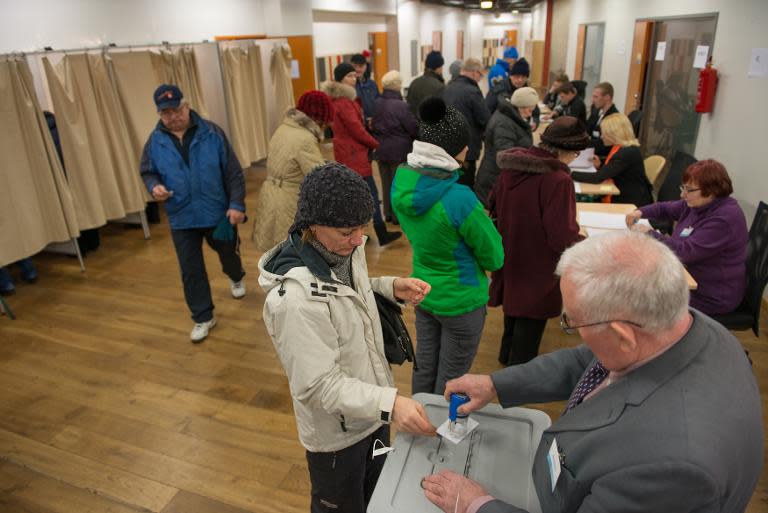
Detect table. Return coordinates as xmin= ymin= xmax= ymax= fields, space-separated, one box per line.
xmin=576 ymin=203 xmax=698 ymax=290
xmin=574 ymin=181 xmax=620 ymax=195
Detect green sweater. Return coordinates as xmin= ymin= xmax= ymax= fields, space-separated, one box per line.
xmin=392 ymin=164 xmax=504 ymax=316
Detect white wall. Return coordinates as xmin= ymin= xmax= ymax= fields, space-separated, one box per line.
xmin=312 ymin=21 xmax=386 ymax=56
xmin=312 ymin=0 xmax=396 ymax=16
xmin=531 ymin=1 xmax=548 ymax=40
xmin=565 ymin=0 xmax=768 ymax=220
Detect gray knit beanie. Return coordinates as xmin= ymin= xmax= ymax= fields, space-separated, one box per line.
xmin=290 ymin=163 xmax=375 ymax=233
xmin=417 ymin=96 xmax=470 ymax=158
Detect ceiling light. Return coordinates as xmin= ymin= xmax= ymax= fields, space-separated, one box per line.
xmin=480 ymin=1 xmax=493 ymax=8
xmin=512 ymin=9 xmax=519 ymax=13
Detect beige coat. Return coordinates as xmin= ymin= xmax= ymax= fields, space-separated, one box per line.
xmin=253 ymin=109 xmax=325 ymax=252
xmin=258 ymin=236 xmax=398 ymax=452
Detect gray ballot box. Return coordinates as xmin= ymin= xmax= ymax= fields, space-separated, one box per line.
xmin=368 ymin=393 xmax=551 ymax=513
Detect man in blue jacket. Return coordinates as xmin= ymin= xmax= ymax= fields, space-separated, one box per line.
xmin=140 ymin=84 xmax=247 ymax=343
xmin=487 ymin=46 xmax=518 ymax=90
xmin=351 ymin=53 xmax=379 ymax=128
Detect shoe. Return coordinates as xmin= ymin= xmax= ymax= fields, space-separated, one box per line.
xmin=0 ymin=268 xmax=15 ymax=296
xmin=17 ymin=259 xmax=38 ymax=283
xmin=190 ymin=318 xmax=216 ymax=343
xmin=374 ymin=222 xmax=402 ymax=247
xmin=230 ymin=279 xmax=246 ymax=299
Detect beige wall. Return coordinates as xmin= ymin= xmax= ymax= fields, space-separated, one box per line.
xmin=549 ymin=0 xmax=573 ymax=82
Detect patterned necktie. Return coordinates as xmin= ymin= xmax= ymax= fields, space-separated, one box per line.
xmin=565 ymin=361 xmax=609 ymax=411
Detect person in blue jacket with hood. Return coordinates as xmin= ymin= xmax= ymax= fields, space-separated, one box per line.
xmin=140 ymin=84 xmax=247 ymax=343
xmin=487 ymin=46 xmax=518 ymax=90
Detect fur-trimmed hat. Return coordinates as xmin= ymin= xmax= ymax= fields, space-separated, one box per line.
xmin=540 ymin=116 xmax=590 ymax=151
xmin=290 ymin=163 xmax=375 ymax=233
xmin=417 ymin=96 xmax=470 ymax=158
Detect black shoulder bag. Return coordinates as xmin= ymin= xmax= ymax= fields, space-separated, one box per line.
xmin=374 ymin=292 xmax=417 ymax=370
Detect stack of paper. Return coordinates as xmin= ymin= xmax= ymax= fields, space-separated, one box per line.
xmin=569 ymin=147 xmax=596 ymax=173
xmin=578 ymin=211 xmax=651 ymax=233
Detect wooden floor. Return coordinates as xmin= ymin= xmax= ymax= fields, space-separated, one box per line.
xmin=1 ymin=165 xmax=766 ymax=513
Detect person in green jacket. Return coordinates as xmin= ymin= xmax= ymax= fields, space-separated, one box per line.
xmin=392 ymin=97 xmax=504 ymax=395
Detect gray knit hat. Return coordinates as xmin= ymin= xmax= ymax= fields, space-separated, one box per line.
xmin=417 ymin=96 xmax=470 ymax=158
xmin=289 ymin=163 xmax=375 ymax=233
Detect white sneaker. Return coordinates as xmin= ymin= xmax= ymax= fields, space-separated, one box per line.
xmin=230 ymin=279 xmax=246 ymax=299
xmin=190 ymin=318 xmax=216 ymax=343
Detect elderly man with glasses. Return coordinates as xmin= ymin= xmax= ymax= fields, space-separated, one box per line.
xmin=422 ymin=231 xmax=762 ymax=513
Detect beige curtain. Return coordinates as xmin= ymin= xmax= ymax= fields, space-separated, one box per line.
xmin=43 ymin=54 xmax=147 ymax=230
xmin=0 ymin=58 xmax=79 ymax=267
xmin=150 ymin=48 xmax=209 ymax=117
xmin=270 ymin=43 xmax=295 ymax=117
xmin=220 ymin=45 xmax=269 ymax=165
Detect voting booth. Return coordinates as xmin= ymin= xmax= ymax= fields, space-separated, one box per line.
xmin=368 ymin=393 xmax=551 ymax=513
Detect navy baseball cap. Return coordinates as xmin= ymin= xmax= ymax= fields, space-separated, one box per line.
xmin=153 ymin=84 xmax=183 ymax=111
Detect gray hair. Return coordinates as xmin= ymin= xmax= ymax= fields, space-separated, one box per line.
xmin=461 ymin=58 xmax=483 ymax=73
xmin=556 ymin=231 xmax=689 ymax=332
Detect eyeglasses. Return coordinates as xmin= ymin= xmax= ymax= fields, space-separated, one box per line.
xmin=560 ymin=312 xmax=643 ymax=335
xmin=679 ymin=185 xmax=701 ymax=194
xmin=572 ymin=151 xmax=581 ymax=157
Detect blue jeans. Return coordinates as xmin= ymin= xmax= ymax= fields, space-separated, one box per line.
xmin=363 ymin=175 xmax=384 ymax=225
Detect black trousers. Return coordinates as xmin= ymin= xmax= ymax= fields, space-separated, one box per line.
xmin=378 ymin=161 xmax=399 ymax=222
xmin=457 ymin=159 xmax=477 ymax=189
xmin=170 ymin=226 xmax=245 ymax=323
xmin=306 ymin=425 xmax=390 ymax=513
xmin=499 ymin=316 xmax=548 ymax=366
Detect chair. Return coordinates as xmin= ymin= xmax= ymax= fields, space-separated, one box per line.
xmin=0 ymin=296 xmax=15 ymax=320
xmin=643 ymin=155 xmax=666 ymax=188
xmin=658 ymin=151 xmax=697 ymax=202
xmin=710 ymin=201 xmax=768 ymax=337
xmin=628 ymin=109 xmax=643 ymax=137
xmin=571 ymin=80 xmax=587 ymax=100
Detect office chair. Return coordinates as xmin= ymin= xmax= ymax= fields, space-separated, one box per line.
xmin=710 ymin=201 xmax=768 ymax=337
xmin=628 ymin=109 xmax=643 ymax=137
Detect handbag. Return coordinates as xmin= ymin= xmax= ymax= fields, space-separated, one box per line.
xmin=374 ymin=292 xmax=417 ymax=369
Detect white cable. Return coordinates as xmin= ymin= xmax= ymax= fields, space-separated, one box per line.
xmin=454 ymin=489 xmax=460 ymax=513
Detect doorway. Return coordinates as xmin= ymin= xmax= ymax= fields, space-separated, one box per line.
xmin=574 ymin=23 xmax=605 ymax=93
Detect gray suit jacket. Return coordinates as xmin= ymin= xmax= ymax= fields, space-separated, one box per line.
xmin=480 ymin=310 xmax=762 ymax=513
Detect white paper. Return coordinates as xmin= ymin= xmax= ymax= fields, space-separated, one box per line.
xmin=617 ymin=40 xmax=626 ymax=56
xmin=748 ymin=48 xmax=768 ymax=78
xmin=573 ymin=182 xmax=582 ymax=193
xmin=585 ymin=227 xmax=618 ymax=237
xmin=569 ymin=147 xmax=595 ymax=170
xmin=436 ymin=418 xmax=479 ymax=444
xmin=578 ymin=211 xmax=651 ymax=230
xmin=655 ymin=42 xmax=667 ymax=61
xmin=290 ymin=59 xmax=300 ymax=79
xmin=693 ymin=45 xmax=710 ymax=68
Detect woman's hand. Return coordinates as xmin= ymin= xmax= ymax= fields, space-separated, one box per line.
xmin=592 ymin=156 xmax=602 ymax=169
xmin=423 ymin=470 xmax=488 ymax=513
xmin=393 ymin=395 xmax=436 ymax=436
xmin=625 ymin=209 xmax=643 ymax=229
xmin=393 ymin=278 xmax=431 ymax=306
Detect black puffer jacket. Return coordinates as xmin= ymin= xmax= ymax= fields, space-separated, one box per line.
xmin=474 ymin=101 xmax=533 ymax=207
xmin=442 ymin=75 xmax=491 ymax=161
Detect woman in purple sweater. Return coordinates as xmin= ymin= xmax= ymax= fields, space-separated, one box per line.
xmin=626 ymin=159 xmax=747 ymax=315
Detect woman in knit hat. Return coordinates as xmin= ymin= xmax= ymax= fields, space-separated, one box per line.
xmin=372 ymin=70 xmax=418 ymax=224
xmin=489 ymin=116 xmax=589 ymax=366
xmin=258 ymin=163 xmax=435 ymax=513
xmin=321 ymin=63 xmax=402 ymax=246
xmin=475 ymin=86 xmax=538 ymax=207
xmin=253 ymin=90 xmax=334 ymax=251
xmin=391 ymin=97 xmax=504 ymax=395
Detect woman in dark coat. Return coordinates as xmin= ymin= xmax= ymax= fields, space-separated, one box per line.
xmin=474 ymin=86 xmax=537 ymax=208
xmin=489 ymin=117 xmax=588 ymax=366
xmin=570 ymin=113 xmax=654 ymax=207
xmin=372 ymin=70 xmax=418 ymax=224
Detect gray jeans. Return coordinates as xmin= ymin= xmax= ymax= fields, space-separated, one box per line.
xmin=412 ymin=305 xmax=487 ymax=395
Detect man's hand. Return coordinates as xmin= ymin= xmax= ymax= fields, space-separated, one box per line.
xmin=227 ymin=209 xmax=246 ymax=225
xmin=392 ymin=395 xmax=436 ymax=437
xmin=592 ymin=156 xmax=602 ymax=169
xmin=625 ymin=209 xmax=643 ymax=229
xmin=423 ymin=470 xmax=488 ymax=513
xmin=444 ymin=374 xmax=496 ymax=416
xmin=151 ymin=184 xmax=171 ymax=201
xmin=393 ymin=278 xmax=431 ymax=306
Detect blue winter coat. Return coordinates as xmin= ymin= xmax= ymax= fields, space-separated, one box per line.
xmin=355 ymin=77 xmax=380 ymax=121
xmin=487 ymin=59 xmax=510 ymax=89
xmin=140 ymin=111 xmax=245 ymax=230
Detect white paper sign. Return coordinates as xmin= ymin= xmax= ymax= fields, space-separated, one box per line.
xmin=655 ymin=42 xmax=667 ymax=61
xmin=617 ymin=40 xmax=626 ymax=56
xmin=748 ymin=48 xmax=768 ymax=78
xmin=693 ymin=45 xmax=710 ymax=68
xmin=290 ymin=59 xmax=300 ymax=79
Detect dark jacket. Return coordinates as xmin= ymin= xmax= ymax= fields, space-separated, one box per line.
xmin=488 ymin=147 xmax=583 ymax=319
xmin=555 ymin=95 xmax=587 ymax=124
xmin=442 ymin=75 xmax=491 ymax=161
xmin=140 ymin=110 xmax=245 ymax=230
xmin=355 ymin=77 xmax=379 ymax=121
xmin=372 ymin=90 xmax=418 ymax=164
xmin=475 ymin=101 xmax=533 ymax=207
xmin=640 ymin=197 xmax=748 ymax=315
xmin=570 ymin=145 xmax=653 ymax=206
xmin=587 ymin=103 xmax=619 ymax=158
xmin=406 ymin=70 xmax=445 ymax=115
xmin=485 ymin=79 xmax=541 ymax=126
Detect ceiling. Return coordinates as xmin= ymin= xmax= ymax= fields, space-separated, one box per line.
xmin=420 ymin=0 xmax=542 ymax=13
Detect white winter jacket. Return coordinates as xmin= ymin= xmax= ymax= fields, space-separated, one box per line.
xmin=258 ymin=234 xmax=399 ymax=452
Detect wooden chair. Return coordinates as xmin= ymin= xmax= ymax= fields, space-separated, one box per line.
xmin=643 ymin=155 xmax=666 ymax=188
xmin=0 ymin=296 xmax=15 ymax=320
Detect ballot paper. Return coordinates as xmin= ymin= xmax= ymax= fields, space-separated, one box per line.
xmin=573 ymin=182 xmax=582 ymax=193
xmin=569 ymin=147 xmax=595 ymax=170
xmin=578 ymin=211 xmax=651 ymax=230
xmin=436 ymin=417 xmax=480 ymax=444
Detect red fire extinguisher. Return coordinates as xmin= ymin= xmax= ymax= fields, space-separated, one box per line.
xmin=695 ymin=57 xmax=718 ymax=113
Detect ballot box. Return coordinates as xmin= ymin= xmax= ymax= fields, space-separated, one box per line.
xmin=368 ymin=393 xmax=551 ymax=513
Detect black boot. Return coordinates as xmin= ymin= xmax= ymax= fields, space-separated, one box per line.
xmin=374 ymin=222 xmax=402 ymax=246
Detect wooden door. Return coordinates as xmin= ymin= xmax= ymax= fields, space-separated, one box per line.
xmin=505 ymin=30 xmax=518 ymax=49
xmin=369 ymin=32 xmax=388 ymax=90
xmin=624 ymin=21 xmax=653 ymax=113
xmin=574 ymin=24 xmax=586 ymax=80
xmin=457 ymin=30 xmax=464 ymax=60
xmin=286 ymin=35 xmax=316 ymax=102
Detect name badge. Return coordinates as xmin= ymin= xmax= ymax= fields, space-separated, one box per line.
xmin=546 ymin=437 xmax=562 ymax=491
xmin=592 ymin=130 xmax=600 ymax=138
xmin=680 ymin=226 xmax=694 ymax=237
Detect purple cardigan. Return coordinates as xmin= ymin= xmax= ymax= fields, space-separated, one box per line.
xmin=639 ymin=197 xmax=748 ymax=315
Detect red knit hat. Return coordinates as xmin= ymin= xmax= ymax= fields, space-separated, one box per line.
xmin=297 ymin=90 xmax=334 ymax=125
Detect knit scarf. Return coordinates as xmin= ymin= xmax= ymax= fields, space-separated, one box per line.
xmin=308 ymin=237 xmax=354 ymax=289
